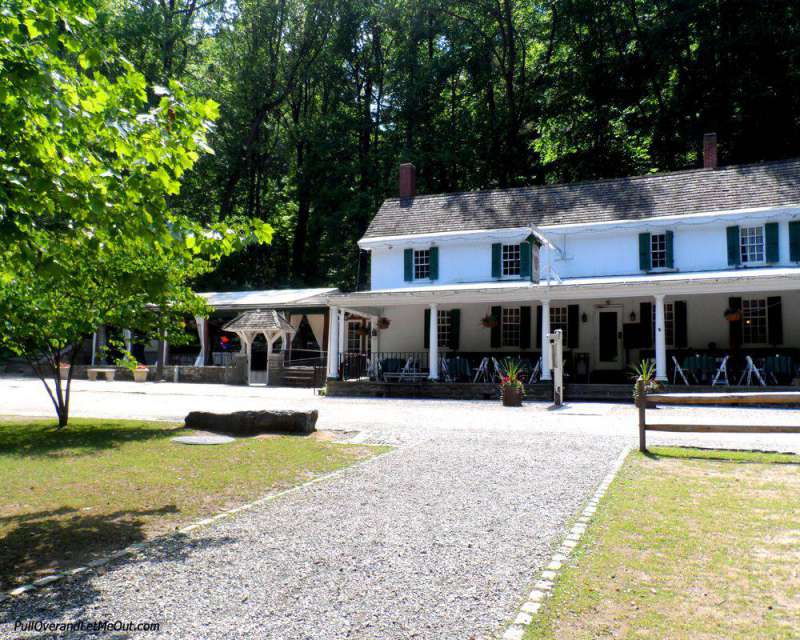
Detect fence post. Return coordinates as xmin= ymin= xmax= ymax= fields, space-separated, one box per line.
xmin=636 ymin=377 xmax=647 ymax=452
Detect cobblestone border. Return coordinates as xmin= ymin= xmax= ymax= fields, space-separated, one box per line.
xmin=501 ymin=446 xmax=631 ymax=640
xmin=1 ymin=440 xmax=397 ymax=603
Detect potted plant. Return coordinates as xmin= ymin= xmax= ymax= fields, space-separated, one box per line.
xmin=630 ymin=359 xmax=660 ymax=407
xmin=377 ymin=317 xmax=391 ymax=330
xmin=498 ymin=358 xmax=525 ymax=407
xmin=481 ymin=313 xmax=499 ymax=329
xmin=133 ymin=363 xmax=149 ymax=383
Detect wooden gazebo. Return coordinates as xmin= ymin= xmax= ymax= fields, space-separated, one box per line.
xmin=223 ymin=310 xmax=296 ymax=385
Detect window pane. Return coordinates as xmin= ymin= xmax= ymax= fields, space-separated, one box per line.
xmin=347 ymin=322 xmax=361 ymax=352
xmin=651 ymin=233 xmax=667 ymax=268
xmin=550 ymin=306 xmax=569 ymax=345
xmin=502 ymin=307 xmax=520 ymax=347
xmin=502 ymin=244 xmax=521 ymax=276
xmin=740 ymin=226 xmax=764 ymax=264
xmin=742 ymin=298 xmax=767 ymax=344
xmin=414 ymin=249 xmax=430 ymax=279
xmin=652 ymin=303 xmax=675 ymax=347
xmin=437 ymin=310 xmax=451 ymax=349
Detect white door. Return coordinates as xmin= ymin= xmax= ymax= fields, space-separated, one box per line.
xmin=593 ymin=306 xmax=623 ymax=369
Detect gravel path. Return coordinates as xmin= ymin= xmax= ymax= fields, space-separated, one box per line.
xmin=0 ymin=420 xmax=625 ymax=639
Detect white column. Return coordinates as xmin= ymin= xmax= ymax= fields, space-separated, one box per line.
xmin=265 ymin=333 xmax=273 ymax=386
xmin=327 ymin=306 xmax=340 ymax=378
xmin=428 ymin=303 xmax=439 ymax=380
xmin=540 ymin=300 xmax=552 ymax=380
xmin=123 ymin=329 xmax=132 ymax=354
xmin=338 ymin=309 xmax=346 ymax=359
xmin=91 ymin=332 xmax=97 ymax=366
xmin=193 ymin=316 xmax=206 ymax=367
xmin=654 ymin=294 xmax=667 ymax=381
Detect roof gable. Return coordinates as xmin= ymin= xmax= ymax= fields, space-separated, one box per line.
xmin=364 ymin=159 xmax=800 ymax=239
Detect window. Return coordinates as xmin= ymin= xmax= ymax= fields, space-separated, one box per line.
xmin=740 ymin=226 xmax=765 ymax=264
xmin=347 ymin=321 xmax=363 ymax=353
xmin=652 ymin=303 xmax=675 ymax=347
xmin=502 ymin=244 xmax=521 ymax=276
xmin=550 ymin=306 xmax=569 ymax=345
xmin=651 ymin=233 xmax=667 ymax=269
xmin=437 ymin=310 xmax=451 ymax=349
xmin=414 ymin=249 xmax=430 ymax=279
xmin=742 ymin=298 xmax=767 ymax=344
xmin=502 ymin=307 xmax=521 ymax=347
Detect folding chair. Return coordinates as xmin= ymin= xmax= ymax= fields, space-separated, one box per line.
xmin=671 ymin=356 xmax=690 ymax=385
xmin=439 ymin=357 xmax=453 ymax=382
xmin=473 ymin=357 xmax=492 ymax=383
xmin=398 ymin=356 xmax=416 ymax=382
xmin=737 ymin=355 xmax=766 ymax=387
xmin=529 ymin=357 xmax=542 ymax=383
xmin=711 ymin=355 xmax=730 ymax=386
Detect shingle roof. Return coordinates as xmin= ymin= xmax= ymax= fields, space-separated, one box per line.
xmin=223 ymin=310 xmax=296 ymax=334
xmin=363 ymin=159 xmax=800 ymax=239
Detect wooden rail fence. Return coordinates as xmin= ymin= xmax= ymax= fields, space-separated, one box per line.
xmin=635 ymin=379 xmax=800 ymax=452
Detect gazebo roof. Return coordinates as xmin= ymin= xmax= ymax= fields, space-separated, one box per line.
xmin=222 ymin=310 xmax=296 ymax=335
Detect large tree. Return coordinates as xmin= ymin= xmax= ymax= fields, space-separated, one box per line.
xmin=0 ymin=0 xmax=271 ymax=426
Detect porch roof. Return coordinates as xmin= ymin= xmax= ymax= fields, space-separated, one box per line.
xmin=200 ymin=287 xmax=337 ymax=311
xmin=329 ymin=267 xmax=800 ymax=308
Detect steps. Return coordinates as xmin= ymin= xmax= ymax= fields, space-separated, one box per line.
xmin=281 ymin=366 xmax=324 ymax=388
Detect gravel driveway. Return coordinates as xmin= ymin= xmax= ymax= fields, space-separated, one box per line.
xmin=2 ymin=376 xmax=799 ymax=639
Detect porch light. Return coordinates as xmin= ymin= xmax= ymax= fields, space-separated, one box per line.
xmin=581 ymin=312 xmax=588 ymax=323
xmin=629 ymin=311 xmax=636 ymax=322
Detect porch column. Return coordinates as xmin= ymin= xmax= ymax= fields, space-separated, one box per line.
xmin=123 ymin=329 xmax=132 ymax=354
xmin=540 ymin=300 xmax=552 ymax=381
xmin=193 ymin=316 xmax=207 ymax=367
xmin=654 ymin=294 xmax=667 ymax=381
xmin=428 ymin=303 xmax=439 ymax=380
xmin=369 ymin=315 xmax=379 ymax=367
xmin=91 ymin=332 xmax=97 ymax=366
xmin=326 ymin=306 xmax=340 ymax=378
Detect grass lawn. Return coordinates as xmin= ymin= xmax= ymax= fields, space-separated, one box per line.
xmin=524 ymin=446 xmax=800 ymax=640
xmin=0 ymin=417 xmax=387 ymax=590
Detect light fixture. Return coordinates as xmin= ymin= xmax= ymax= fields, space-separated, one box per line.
xmin=630 ymin=311 xmax=637 ymax=322
xmin=581 ymin=312 xmax=588 ymax=323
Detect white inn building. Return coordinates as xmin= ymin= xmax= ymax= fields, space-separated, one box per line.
xmin=325 ymin=135 xmax=800 ymax=391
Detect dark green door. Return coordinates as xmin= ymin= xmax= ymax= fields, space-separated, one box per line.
xmin=598 ymin=311 xmax=619 ymax=363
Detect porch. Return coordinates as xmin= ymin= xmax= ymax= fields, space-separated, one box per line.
xmin=325 ymin=268 xmax=800 ymax=396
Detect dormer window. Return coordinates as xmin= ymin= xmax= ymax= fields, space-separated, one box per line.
xmin=502 ymin=244 xmax=521 ymax=276
xmin=740 ymin=225 xmax=765 ymax=264
xmin=650 ymin=233 xmax=667 ymax=269
xmin=414 ymin=249 xmax=430 ymax=279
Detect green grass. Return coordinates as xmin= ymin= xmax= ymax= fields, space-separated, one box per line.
xmin=524 ymin=446 xmax=800 ymax=640
xmin=0 ymin=417 xmax=388 ymax=589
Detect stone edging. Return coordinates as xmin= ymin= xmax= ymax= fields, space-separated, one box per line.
xmin=1 ymin=438 xmax=397 ymax=604
xmin=501 ymin=445 xmax=632 ymax=640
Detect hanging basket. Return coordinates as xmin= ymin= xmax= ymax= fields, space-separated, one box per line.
xmin=481 ymin=315 xmax=499 ymax=329
xmin=377 ymin=317 xmax=391 ymax=330
xmin=724 ymin=309 xmax=741 ymax=322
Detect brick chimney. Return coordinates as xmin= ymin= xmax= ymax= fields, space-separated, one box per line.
xmin=399 ymin=162 xmax=416 ymax=198
xmin=703 ymin=133 xmax=718 ymax=169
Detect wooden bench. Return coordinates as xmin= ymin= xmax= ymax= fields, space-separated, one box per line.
xmin=87 ymin=368 xmax=116 ymax=381
xmin=635 ymin=380 xmax=800 ymax=452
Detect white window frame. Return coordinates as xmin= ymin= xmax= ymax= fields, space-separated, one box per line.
xmin=437 ymin=310 xmax=451 ymax=350
xmin=550 ymin=306 xmax=569 ymax=346
xmin=741 ymin=298 xmax=768 ymax=345
xmin=740 ymin=225 xmax=765 ymax=265
xmin=502 ymin=307 xmax=521 ymax=347
xmin=414 ymin=249 xmax=431 ymax=280
xmin=502 ymin=244 xmax=521 ymax=277
xmin=346 ymin=320 xmax=363 ymax=353
xmin=650 ymin=233 xmax=668 ymax=269
xmin=652 ymin=303 xmax=675 ymax=347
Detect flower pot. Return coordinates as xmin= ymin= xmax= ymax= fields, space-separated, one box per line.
xmin=502 ymin=386 xmax=523 ymax=407
xmin=133 ymin=369 xmax=149 ymax=383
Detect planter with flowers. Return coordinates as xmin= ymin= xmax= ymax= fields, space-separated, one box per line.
xmin=377 ymin=317 xmax=391 ymax=330
xmin=133 ymin=364 xmax=149 ymax=383
xmin=498 ymin=358 xmax=525 ymax=407
xmin=481 ymin=314 xmax=499 ymax=329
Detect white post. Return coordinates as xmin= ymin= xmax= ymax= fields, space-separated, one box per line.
xmin=245 ymin=333 xmax=253 ymax=386
xmin=338 ymin=309 xmax=346 ymax=358
xmin=193 ymin=316 xmax=206 ymax=367
xmin=654 ymin=294 xmax=667 ymax=381
xmin=428 ymin=303 xmax=439 ymax=380
xmin=265 ymin=333 xmax=273 ymax=386
xmin=327 ymin=306 xmax=340 ymax=378
xmin=369 ymin=316 xmax=379 ymax=356
xmin=123 ymin=329 xmax=132 ymax=354
xmin=540 ymin=300 xmax=552 ymax=380
xmin=91 ymin=332 xmax=97 ymax=366
xmin=550 ymin=329 xmax=564 ymax=405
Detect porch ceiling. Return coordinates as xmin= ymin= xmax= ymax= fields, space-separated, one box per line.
xmin=328 ymin=267 xmax=800 ymax=307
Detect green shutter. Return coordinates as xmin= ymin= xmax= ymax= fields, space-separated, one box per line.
xmin=536 ymin=305 xmax=543 ymax=349
xmin=639 ymin=302 xmax=653 ymax=349
xmin=404 ymin=249 xmax=413 ymax=281
xmin=567 ymin=305 xmax=579 ymax=348
xmin=448 ymin=309 xmax=460 ymax=351
xmin=490 ymin=306 xmax=501 ymax=348
xmin=424 ymin=308 xmax=430 ymax=348
xmin=674 ymin=300 xmax=688 ymax=348
xmin=520 ymin=306 xmax=531 ymax=349
xmin=665 ymin=230 xmax=674 ymax=268
xmin=429 ymin=246 xmax=439 ymax=280
xmin=765 ymin=223 xmax=779 ymax=263
xmin=726 ymin=226 xmax=740 ymax=266
xmin=790 ymin=221 xmax=800 ymax=262
xmin=638 ymin=233 xmax=651 ymax=271
xmin=768 ymin=296 xmax=783 ymax=345
xmin=728 ymin=297 xmax=742 ymax=348
xmin=520 ymin=240 xmax=531 ymax=279
xmin=491 ymin=243 xmax=502 ymax=278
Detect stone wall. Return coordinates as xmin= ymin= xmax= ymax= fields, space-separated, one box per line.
xmin=67 ymin=363 xmax=248 ymax=385
xmin=326 ymin=380 xmax=553 ymax=400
